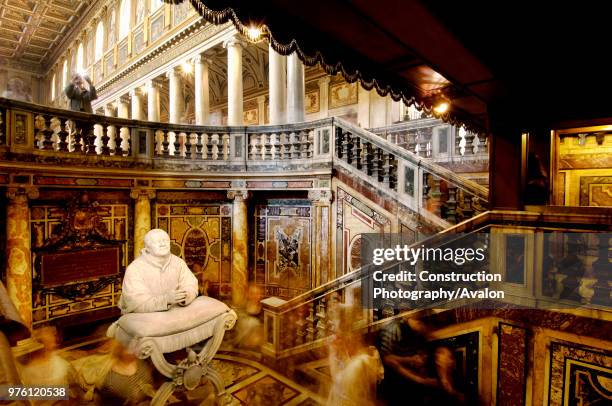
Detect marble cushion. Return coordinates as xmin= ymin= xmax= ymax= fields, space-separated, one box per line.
xmin=117 ymin=296 xmax=230 ymax=337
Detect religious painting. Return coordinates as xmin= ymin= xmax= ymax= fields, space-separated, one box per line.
xmin=108 ymin=10 xmax=116 ymax=46
xmin=150 ymin=13 xmax=165 ymax=43
xmin=329 ymin=81 xmax=358 ymax=109
xmin=305 ymin=90 xmax=320 ymax=114
xmin=2 ymin=76 xmax=32 ymax=102
xmin=243 ymin=108 xmax=258 ymax=125
xmin=135 ymin=0 xmax=145 ymax=24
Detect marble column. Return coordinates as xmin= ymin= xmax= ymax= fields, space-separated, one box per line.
xmin=104 ymin=104 xmax=116 ymax=117
xmin=5 ymin=186 xmax=39 ymax=331
xmin=131 ymin=189 xmax=156 ymax=257
xmin=286 ymin=52 xmax=305 ymax=123
xmin=227 ymin=190 xmax=249 ymax=307
xmin=268 ymin=45 xmax=286 ymax=125
xmin=225 ymin=37 xmax=243 ymax=126
xmin=308 ymin=190 xmax=333 ymax=286
xmin=130 ymin=88 xmax=144 ymax=120
xmin=117 ymin=96 xmax=130 ymax=118
xmin=318 ymin=77 xmax=330 ymax=119
xmin=147 ymin=79 xmax=161 ymax=122
xmin=257 ymin=95 xmax=266 ymax=125
xmin=167 ymin=68 xmax=184 ymax=124
xmin=194 ymin=55 xmax=210 ymax=125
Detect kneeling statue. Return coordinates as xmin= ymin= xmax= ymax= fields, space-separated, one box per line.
xmin=119 ymin=228 xmax=198 ymax=314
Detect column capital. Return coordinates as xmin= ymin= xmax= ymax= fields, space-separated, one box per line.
xmin=146 ymin=77 xmax=164 ymax=89
xmin=227 ymin=190 xmax=250 ymax=202
xmin=318 ymin=76 xmax=331 ymax=86
xmin=256 ymin=94 xmax=267 ymax=103
xmin=308 ymin=189 xmax=333 ymax=204
xmin=129 ymin=88 xmax=144 ymax=98
xmin=118 ymin=94 xmax=130 ymax=104
xmin=7 ymin=186 xmax=39 ymax=202
xmin=223 ymin=36 xmax=245 ymax=49
xmin=130 ymin=188 xmax=156 ymax=200
xmin=193 ymin=54 xmax=213 ymax=65
xmin=166 ymin=67 xmax=181 ymax=79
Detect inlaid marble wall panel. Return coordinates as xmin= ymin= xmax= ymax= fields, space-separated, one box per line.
xmin=30 ymin=203 xmax=128 ymax=325
xmin=335 ymin=185 xmax=391 ymax=277
xmin=548 ymin=341 xmax=612 ymax=406
xmin=156 ymin=203 xmax=233 ymax=301
xmin=254 ymin=201 xmax=312 ymax=299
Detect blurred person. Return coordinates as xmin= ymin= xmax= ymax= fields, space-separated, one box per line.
xmin=65 ymin=73 xmax=97 ymax=113
xmin=231 ymin=284 xmax=264 ymax=349
xmin=327 ymin=294 xmax=383 ymax=406
xmin=18 ymin=326 xmax=83 ymax=405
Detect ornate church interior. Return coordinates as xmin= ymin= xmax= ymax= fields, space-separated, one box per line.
xmin=0 ymin=0 xmax=610 ymax=405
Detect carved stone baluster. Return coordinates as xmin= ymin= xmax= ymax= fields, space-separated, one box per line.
xmin=300 ymin=130 xmax=309 ymax=159
xmin=159 ymin=131 xmax=168 ymax=157
xmin=363 ymin=142 xmax=373 ymax=175
xmin=292 ymin=131 xmax=301 ymax=159
xmin=186 ymin=133 xmax=195 ymax=159
xmin=472 ymin=134 xmax=481 ymax=154
xmin=308 ymin=130 xmax=314 ymax=158
xmin=261 ymin=133 xmax=269 ymax=160
xmin=343 ymin=131 xmax=353 ymax=164
xmin=80 ymin=121 xmax=96 ymax=155
xmin=249 ymin=134 xmax=258 ymax=160
xmin=201 ymin=133 xmax=210 ymax=159
xmin=125 ymin=128 xmax=132 ymax=156
xmin=173 ymin=131 xmax=181 ymax=158
xmin=270 ymin=132 xmax=278 ymax=160
xmin=354 ymin=137 xmax=362 ymax=170
xmin=57 ymin=118 xmax=69 ymax=152
xmin=222 ymin=134 xmax=230 ymax=160
xmin=100 ymin=123 xmax=111 ymax=155
xmin=388 ymin=154 xmax=397 ymax=190
xmin=283 ymin=132 xmax=292 ymax=160
xmin=211 ymin=133 xmax=219 ymax=160
xmin=335 ymin=127 xmax=344 ymax=158
xmin=371 ymin=147 xmax=381 ymax=182
xmin=445 ymin=184 xmax=458 ymax=224
xmin=42 ymin=115 xmax=54 ymax=150
xmin=382 ymin=152 xmax=392 ymax=187
xmin=195 ymin=134 xmax=204 ymax=159
xmin=429 ymin=176 xmax=442 ymax=217
xmin=590 ymin=234 xmax=611 ymax=306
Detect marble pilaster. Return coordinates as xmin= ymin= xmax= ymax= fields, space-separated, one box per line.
xmin=225 ymin=37 xmax=244 ymax=126
xmin=286 ymin=52 xmax=305 ymax=123
xmin=130 ymin=89 xmax=144 ymax=120
xmin=5 ymin=186 xmax=39 ymax=330
xmin=117 ymin=96 xmax=130 ymax=118
xmin=227 ymin=190 xmax=249 ymax=307
xmin=131 ymin=188 xmax=156 ymax=257
xmin=147 ymin=79 xmax=161 ymax=122
xmin=308 ymin=190 xmax=333 ymax=286
xmin=194 ymin=55 xmax=210 ymax=125
xmin=268 ymin=45 xmax=286 ymax=125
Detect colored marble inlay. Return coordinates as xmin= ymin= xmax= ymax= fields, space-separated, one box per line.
xmin=497 ymin=323 xmax=527 ymax=406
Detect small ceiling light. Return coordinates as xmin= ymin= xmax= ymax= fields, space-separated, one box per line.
xmin=433 ymin=101 xmax=450 ymax=114
xmin=247 ymin=25 xmax=262 ymax=41
xmin=182 ymin=62 xmax=192 ymax=74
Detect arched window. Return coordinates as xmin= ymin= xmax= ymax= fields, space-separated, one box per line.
xmin=51 ymin=73 xmax=56 ymax=100
xmin=62 ymin=60 xmax=68 ymax=89
xmin=95 ymin=20 xmax=104 ymax=61
xmin=119 ymin=0 xmax=131 ymax=39
xmin=150 ymin=0 xmax=163 ymax=12
xmin=76 ymin=43 xmax=84 ymax=73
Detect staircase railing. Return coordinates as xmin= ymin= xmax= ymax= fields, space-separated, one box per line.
xmin=260 ymin=208 xmax=612 ymax=360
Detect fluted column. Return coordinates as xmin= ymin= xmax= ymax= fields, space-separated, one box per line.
xmin=227 ymin=190 xmax=249 ymax=307
xmin=194 ymin=55 xmax=210 ymax=125
xmin=308 ymin=190 xmax=333 ymax=286
xmin=131 ymin=189 xmax=156 ymax=257
xmin=286 ymin=52 xmax=305 ymax=123
xmin=167 ymin=68 xmax=184 ymax=124
xmin=225 ymin=37 xmax=243 ymax=126
xmin=130 ymin=88 xmax=144 ymax=120
xmin=6 ymin=186 xmax=39 ymax=331
xmin=147 ymin=79 xmax=161 ymax=122
xmin=268 ymin=44 xmax=286 ymax=124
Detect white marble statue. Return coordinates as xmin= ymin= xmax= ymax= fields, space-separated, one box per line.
xmin=118 ymin=229 xmax=198 ymax=314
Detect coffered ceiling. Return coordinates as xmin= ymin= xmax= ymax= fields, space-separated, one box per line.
xmin=0 ymin=0 xmax=91 ymax=71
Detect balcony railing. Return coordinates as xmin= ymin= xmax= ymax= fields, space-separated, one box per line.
xmin=0 ymin=97 xmax=488 ymax=227
xmin=260 ymin=208 xmax=612 ymax=360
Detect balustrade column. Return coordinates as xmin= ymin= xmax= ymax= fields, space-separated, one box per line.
xmin=167 ymin=68 xmax=184 ymax=124
xmin=225 ymin=37 xmax=244 ymax=126
xmin=309 ymin=190 xmax=333 ymax=286
xmin=130 ymin=89 xmax=144 ymax=120
xmin=227 ymin=190 xmax=249 ymax=307
xmin=131 ymin=189 xmax=156 ymax=257
xmin=286 ymin=52 xmax=305 ymax=123
xmin=269 ymin=45 xmax=286 ymax=125
xmin=194 ymin=55 xmax=210 ymax=125
xmin=147 ymin=79 xmax=161 ymax=122
xmin=5 ymin=187 xmax=39 ymax=332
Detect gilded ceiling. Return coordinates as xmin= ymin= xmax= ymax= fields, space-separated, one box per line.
xmin=0 ymin=0 xmax=91 ymax=71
